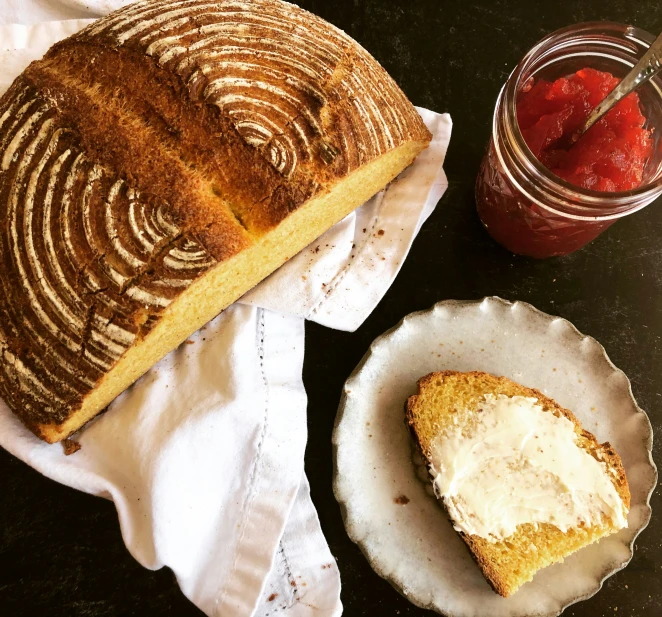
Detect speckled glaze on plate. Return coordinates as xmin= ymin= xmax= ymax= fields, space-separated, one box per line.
xmin=333 ymin=297 xmax=656 ymax=617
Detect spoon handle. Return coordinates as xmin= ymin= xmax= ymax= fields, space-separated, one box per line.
xmin=574 ymin=30 xmax=662 ymax=141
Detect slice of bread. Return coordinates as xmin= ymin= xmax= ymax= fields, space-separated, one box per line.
xmin=405 ymin=371 xmax=630 ymax=597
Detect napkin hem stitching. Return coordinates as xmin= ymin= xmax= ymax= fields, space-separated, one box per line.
xmin=215 ymin=308 xmax=270 ymax=614
xmin=279 ymin=543 xmax=298 ymax=608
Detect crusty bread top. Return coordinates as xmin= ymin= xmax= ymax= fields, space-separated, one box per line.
xmin=0 ymin=0 xmax=431 ymax=436
xmin=405 ymin=371 xmax=630 ymax=596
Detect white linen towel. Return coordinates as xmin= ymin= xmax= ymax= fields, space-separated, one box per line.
xmin=0 ymin=7 xmax=452 ymax=616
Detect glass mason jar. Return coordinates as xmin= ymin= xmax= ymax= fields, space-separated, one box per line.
xmin=475 ymin=22 xmax=662 ymax=258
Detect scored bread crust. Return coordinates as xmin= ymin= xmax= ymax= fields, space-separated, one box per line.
xmin=0 ymin=0 xmax=431 ymax=441
xmin=405 ymin=370 xmax=630 ymax=597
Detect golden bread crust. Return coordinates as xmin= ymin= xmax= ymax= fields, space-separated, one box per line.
xmin=0 ymin=0 xmax=431 ymax=440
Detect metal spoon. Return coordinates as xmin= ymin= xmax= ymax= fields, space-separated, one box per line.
xmin=571 ymin=29 xmax=662 ymax=143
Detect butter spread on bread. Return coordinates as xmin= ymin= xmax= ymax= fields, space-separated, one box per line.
xmin=406 ymin=371 xmax=630 ymax=597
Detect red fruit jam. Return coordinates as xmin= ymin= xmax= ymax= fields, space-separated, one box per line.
xmin=476 ymin=68 xmax=654 ymax=257
xmin=519 ymin=68 xmax=653 ymax=191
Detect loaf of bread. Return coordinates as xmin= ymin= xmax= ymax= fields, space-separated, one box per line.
xmin=406 ymin=371 xmax=630 ymax=597
xmin=0 ymin=0 xmax=431 ymax=442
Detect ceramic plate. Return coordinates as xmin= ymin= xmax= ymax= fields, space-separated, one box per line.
xmin=333 ymin=297 xmax=656 ymax=617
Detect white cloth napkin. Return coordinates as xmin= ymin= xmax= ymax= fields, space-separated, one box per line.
xmin=0 ymin=7 xmax=452 ymax=617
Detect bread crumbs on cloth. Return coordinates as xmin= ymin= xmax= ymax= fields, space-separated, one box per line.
xmin=62 ymin=438 xmax=81 ymax=455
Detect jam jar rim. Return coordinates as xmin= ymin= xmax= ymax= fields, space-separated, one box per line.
xmin=494 ymin=21 xmax=662 ymax=221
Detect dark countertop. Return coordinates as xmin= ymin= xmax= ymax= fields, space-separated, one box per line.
xmin=1 ymin=1 xmax=661 ymax=615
